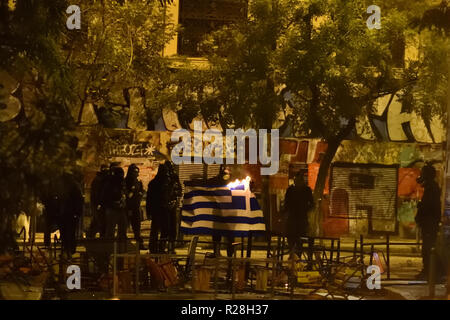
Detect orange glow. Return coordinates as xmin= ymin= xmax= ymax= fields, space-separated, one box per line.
xmin=227 ymin=176 xmax=251 ymax=190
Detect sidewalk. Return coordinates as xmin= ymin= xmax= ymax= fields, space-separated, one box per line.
xmin=27 ymin=231 xmax=425 ymax=280
xmin=384 ymin=284 xmax=448 ymax=300
xmin=10 ymin=231 xmax=433 ymax=300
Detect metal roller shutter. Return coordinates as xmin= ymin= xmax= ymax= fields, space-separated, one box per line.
xmin=330 ymin=163 xmax=399 ymax=234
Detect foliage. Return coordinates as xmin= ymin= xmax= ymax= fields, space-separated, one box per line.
xmin=66 ymin=0 xmax=176 ymax=127
xmin=0 ymin=0 xmax=175 ymax=252
xmin=0 ymin=0 xmax=75 ymax=252
xmin=175 ymin=0 xmax=449 ymax=234
xmin=171 ymin=0 xmax=286 ymax=131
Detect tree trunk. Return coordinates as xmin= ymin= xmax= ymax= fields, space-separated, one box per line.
xmin=310 ymin=139 xmax=340 ymax=236
xmin=310 ymin=119 xmax=356 ymax=236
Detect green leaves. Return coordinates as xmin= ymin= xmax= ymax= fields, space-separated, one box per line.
xmin=175 ymin=0 xmax=283 ymax=131
xmin=66 ymin=0 xmax=174 ymax=125
xmin=175 ymin=0 xmax=448 ymax=144
xmin=0 ymin=0 xmax=176 ymax=235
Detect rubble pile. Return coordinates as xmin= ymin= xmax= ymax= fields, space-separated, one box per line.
xmin=0 ymin=253 xmax=49 ymax=300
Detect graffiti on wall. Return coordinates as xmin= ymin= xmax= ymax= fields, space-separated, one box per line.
xmin=284 ymin=90 xmax=444 ymax=144
xmin=0 ymin=72 xmax=21 ymax=122
xmin=1 ymin=72 xmax=444 ymax=144
xmin=105 ymin=142 xmax=156 ymax=158
xmin=359 ymin=93 xmax=444 ymax=143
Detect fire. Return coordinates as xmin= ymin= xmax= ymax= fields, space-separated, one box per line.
xmin=227 ymin=176 xmax=251 ymax=190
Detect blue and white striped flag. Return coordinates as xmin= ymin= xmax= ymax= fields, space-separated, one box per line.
xmin=180 ymin=182 xmax=266 ymax=237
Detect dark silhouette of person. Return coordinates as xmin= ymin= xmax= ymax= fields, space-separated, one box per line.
xmin=125 ymin=164 xmax=145 ymax=249
xmin=101 ymin=166 xmax=127 ymax=241
xmin=40 ymin=173 xmax=83 ymax=258
xmin=147 ymin=162 xmax=170 ymax=253
xmin=40 ymin=177 xmax=63 ymax=248
xmin=146 ymin=161 xmax=181 ymax=253
xmin=87 ymin=164 xmax=109 ymax=239
xmin=415 ymin=164 xmax=442 ymax=280
xmin=208 ymin=165 xmax=235 ymax=258
xmin=59 ymin=173 xmax=84 ymax=258
xmin=283 ymin=173 xmax=314 ymax=253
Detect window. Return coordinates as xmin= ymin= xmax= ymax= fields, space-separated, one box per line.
xmin=178 ymin=0 xmax=248 ymax=56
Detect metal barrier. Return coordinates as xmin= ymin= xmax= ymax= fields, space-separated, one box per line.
xmin=360 ymin=234 xmax=423 ymax=280
xmin=17 ymin=226 xmax=26 ymax=257
xmin=108 ymin=239 xmax=368 ymax=300
xmin=271 ymin=236 xmax=348 ymax=267
xmin=110 ymin=244 xmax=330 ymax=299
xmin=24 ymin=233 xmax=430 ymax=297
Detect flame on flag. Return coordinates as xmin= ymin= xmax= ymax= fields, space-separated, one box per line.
xmin=227 ymin=176 xmax=251 ymax=190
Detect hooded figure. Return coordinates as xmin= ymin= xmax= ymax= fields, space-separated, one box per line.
xmin=283 ymin=173 xmax=314 ymax=252
xmin=125 ymin=164 xmax=145 ymax=249
xmin=147 ymin=162 xmax=170 ymax=253
xmin=40 ymin=177 xmax=63 ymax=248
xmin=40 ymin=173 xmax=83 ymax=258
xmin=59 ymin=173 xmax=84 ymax=258
xmin=101 ymin=166 xmax=127 ymax=241
xmin=87 ymin=164 xmax=109 ymax=239
xmin=415 ymin=164 xmax=442 ymax=280
xmin=207 ymin=165 xmax=235 ymax=257
xmin=146 ymin=161 xmax=181 ymax=253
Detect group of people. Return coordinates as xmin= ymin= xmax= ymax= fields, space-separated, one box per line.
xmin=39 ymin=158 xmax=442 ymax=280
xmin=87 ymin=160 xmax=181 ymax=254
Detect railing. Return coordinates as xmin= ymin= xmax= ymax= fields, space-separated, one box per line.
xmin=17 ymin=226 xmax=26 ymax=257
xmin=29 ymin=232 xmax=432 ymax=297
xmin=109 ymin=243 xmax=309 ymax=299
xmin=267 ymin=234 xmax=427 ymax=284
xmin=106 ymin=237 xmax=369 ymax=300
xmin=359 ymin=234 xmax=422 ymax=281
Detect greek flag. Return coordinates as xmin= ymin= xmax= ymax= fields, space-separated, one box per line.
xmin=180 ymin=183 xmax=266 ymax=237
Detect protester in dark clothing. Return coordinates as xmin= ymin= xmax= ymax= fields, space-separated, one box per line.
xmin=283 ymin=173 xmax=314 ymax=252
xmin=125 ymin=164 xmax=145 ymax=249
xmin=147 ymin=163 xmax=169 ymax=253
xmin=146 ymin=161 xmax=181 ymax=253
xmin=182 ymin=165 xmax=235 ymax=257
xmin=209 ymin=165 xmax=235 ymax=257
xmin=40 ymin=174 xmax=83 ymax=258
xmin=415 ymin=164 xmax=442 ymax=280
xmin=164 ymin=161 xmax=182 ymax=253
xmin=59 ymin=173 xmax=84 ymax=258
xmin=40 ymin=178 xmax=63 ymax=247
xmin=101 ymin=166 xmax=127 ymax=241
xmin=87 ymin=165 xmax=109 ymax=239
